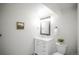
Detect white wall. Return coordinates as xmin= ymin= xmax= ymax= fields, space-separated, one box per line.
xmin=0 ymin=4 xmax=2 ymax=54
xmin=78 ymin=4 xmax=79 ymax=55
xmin=45 ymin=4 xmax=77 ymax=55
xmin=0 ymin=3 xmax=77 ymax=55
xmin=58 ymin=8 xmax=77 ymax=55
xmin=0 ymin=3 xmax=42 ymax=55
xmin=41 ymin=4 xmax=77 ymax=55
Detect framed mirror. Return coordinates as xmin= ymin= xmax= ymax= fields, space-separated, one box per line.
xmin=40 ymin=16 xmax=51 ymax=35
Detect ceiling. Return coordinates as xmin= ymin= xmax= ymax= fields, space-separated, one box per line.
xmin=43 ymin=3 xmax=77 ymax=15
xmin=43 ymin=3 xmax=77 ymax=10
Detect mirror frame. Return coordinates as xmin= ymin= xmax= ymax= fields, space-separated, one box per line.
xmin=40 ymin=16 xmax=51 ymax=35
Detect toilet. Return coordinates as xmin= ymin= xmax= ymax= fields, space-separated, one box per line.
xmin=53 ymin=43 xmax=67 ymax=55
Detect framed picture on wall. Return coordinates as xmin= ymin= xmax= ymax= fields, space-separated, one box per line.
xmin=16 ymin=22 xmax=24 ymax=30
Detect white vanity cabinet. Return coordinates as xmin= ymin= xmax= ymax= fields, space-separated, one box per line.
xmin=34 ymin=37 xmax=56 ymax=55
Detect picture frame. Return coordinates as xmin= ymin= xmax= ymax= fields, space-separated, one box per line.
xmin=16 ymin=22 xmax=24 ymax=30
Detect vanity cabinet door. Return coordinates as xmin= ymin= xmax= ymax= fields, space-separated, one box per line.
xmin=35 ymin=39 xmax=49 ymax=55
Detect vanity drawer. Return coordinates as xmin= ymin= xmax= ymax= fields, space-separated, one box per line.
xmin=35 ymin=39 xmax=46 ymax=45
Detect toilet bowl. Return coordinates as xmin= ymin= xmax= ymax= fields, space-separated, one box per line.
xmin=53 ymin=43 xmax=67 ymax=55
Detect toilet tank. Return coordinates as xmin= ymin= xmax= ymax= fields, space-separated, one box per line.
xmin=56 ymin=44 xmax=67 ymax=54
